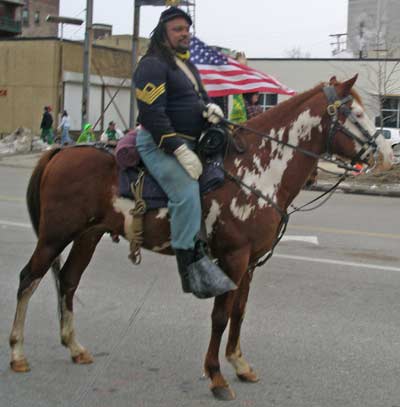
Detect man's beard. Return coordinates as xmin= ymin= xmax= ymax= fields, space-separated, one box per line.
xmin=176 ymin=43 xmax=189 ymax=53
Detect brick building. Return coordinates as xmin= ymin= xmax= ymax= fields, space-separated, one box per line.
xmin=20 ymin=0 xmax=59 ymax=37
xmin=0 ymin=0 xmax=23 ymax=37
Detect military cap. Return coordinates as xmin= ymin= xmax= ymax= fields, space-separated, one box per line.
xmin=159 ymin=7 xmax=192 ymax=25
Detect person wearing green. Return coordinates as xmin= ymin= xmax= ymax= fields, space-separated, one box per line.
xmin=229 ymin=94 xmax=247 ymax=123
xmin=40 ymin=106 xmax=54 ymax=144
xmin=100 ymin=121 xmax=119 ymax=146
xmin=77 ymin=123 xmax=95 ymax=143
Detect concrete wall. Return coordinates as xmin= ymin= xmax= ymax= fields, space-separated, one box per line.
xmin=248 ymin=58 xmax=400 ymax=119
xmin=0 ymin=39 xmax=59 ymax=134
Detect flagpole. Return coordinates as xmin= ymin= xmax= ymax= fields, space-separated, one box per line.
xmin=129 ymin=1 xmax=141 ymax=129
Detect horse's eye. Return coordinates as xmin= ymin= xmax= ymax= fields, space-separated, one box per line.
xmin=355 ymin=111 xmax=363 ymax=119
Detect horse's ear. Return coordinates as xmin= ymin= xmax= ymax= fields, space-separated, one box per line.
xmin=338 ymin=74 xmax=358 ymax=95
xmin=329 ymin=76 xmax=338 ymax=85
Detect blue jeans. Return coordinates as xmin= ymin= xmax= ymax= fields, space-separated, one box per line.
xmin=61 ymin=126 xmax=73 ymax=145
xmin=135 ymin=128 xmax=201 ymax=250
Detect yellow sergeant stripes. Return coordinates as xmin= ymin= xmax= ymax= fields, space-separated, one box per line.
xmin=136 ymin=82 xmax=166 ymax=105
xmin=158 ymin=133 xmax=195 ymax=147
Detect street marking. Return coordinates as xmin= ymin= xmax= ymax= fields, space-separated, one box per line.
xmin=290 ymin=224 xmax=400 ymax=240
xmin=0 ymin=195 xmax=24 ymax=202
xmin=281 ymin=235 xmax=319 ymax=245
xmin=0 ymin=219 xmax=31 ymax=228
xmin=274 ymin=253 xmax=400 ymax=273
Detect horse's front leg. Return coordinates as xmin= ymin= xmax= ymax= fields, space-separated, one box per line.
xmin=226 ymin=269 xmax=259 ymax=382
xmin=58 ymin=229 xmax=103 ymax=364
xmin=204 ymin=247 xmax=250 ymax=401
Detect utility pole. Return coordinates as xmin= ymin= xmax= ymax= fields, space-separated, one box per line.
xmin=329 ymin=33 xmax=347 ymax=56
xmin=82 ymin=0 xmax=93 ymax=129
xmin=129 ymin=1 xmax=141 ymax=129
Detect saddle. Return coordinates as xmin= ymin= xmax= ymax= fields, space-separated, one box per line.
xmin=118 ymin=156 xmax=225 ymax=210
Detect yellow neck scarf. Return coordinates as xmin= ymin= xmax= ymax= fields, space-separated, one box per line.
xmin=176 ymin=50 xmax=190 ymax=61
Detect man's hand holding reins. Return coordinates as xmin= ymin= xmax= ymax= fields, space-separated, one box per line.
xmin=203 ymin=103 xmax=224 ymax=124
xmin=174 ymin=144 xmax=203 ymax=180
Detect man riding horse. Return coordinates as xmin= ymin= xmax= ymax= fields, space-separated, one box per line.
xmin=134 ymin=7 xmax=236 ymax=299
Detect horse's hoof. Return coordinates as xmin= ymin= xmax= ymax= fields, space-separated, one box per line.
xmin=211 ymin=385 xmax=236 ymax=401
xmin=72 ymin=351 xmax=94 ymax=365
xmin=237 ymin=369 xmax=259 ymax=383
xmin=10 ymin=358 xmax=31 ymax=373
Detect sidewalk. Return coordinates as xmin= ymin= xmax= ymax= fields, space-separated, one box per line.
xmin=312 ymin=162 xmax=400 ymax=198
xmin=1 ymin=151 xmax=399 ymax=198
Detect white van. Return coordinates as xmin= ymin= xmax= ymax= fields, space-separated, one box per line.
xmin=381 ymin=127 xmax=400 ymax=147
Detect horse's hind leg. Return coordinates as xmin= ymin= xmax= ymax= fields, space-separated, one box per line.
xmin=226 ymin=270 xmax=259 ymax=383
xmin=57 ymin=228 xmax=104 ymax=364
xmin=10 ymin=243 xmax=60 ymax=372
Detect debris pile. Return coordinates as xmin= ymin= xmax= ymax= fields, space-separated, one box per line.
xmin=0 ymin=128 xmax=48 ymax=155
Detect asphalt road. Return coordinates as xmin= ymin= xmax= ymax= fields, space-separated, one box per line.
xmin=1 ymin=164 xmax=400 ymax=407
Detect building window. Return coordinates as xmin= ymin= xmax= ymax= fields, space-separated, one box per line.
xmin=22 ymin=8 xmax=29 ymax=26
xmin=259 ymin=93 xmax=278 ymax=111
xmin=381 ymin=97 xmax=400 ymax=128
xmin=34 ymin=10 xmax=40 ymax=24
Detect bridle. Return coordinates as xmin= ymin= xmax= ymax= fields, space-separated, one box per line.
xmin=322 ymin=85 xmax=381 ymax=167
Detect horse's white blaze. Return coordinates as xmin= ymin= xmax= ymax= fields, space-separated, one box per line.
xmin=345 ymin=101 xmax=394 ymax=168
xmin=233 ymin=110 xmax=322 ymax=218
xmin=60 ymin=297 xmax=85 ymax=357
xmin=112 ymin=197 xmax=135 ymax=241
xmin=156 ymin=208 xmax=168 ymax=219
xmin=205 ymin=200 xmax=221 ymax=237
xmin=10 ymin=278 xmax=41 ymax=361
xmin=234 ymin=158 xmax=242 ymax=168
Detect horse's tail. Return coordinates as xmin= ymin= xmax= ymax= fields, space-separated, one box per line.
xmin=27 ymin=148 xmax=63 ymax=311
xmin=26 ymin=148 xmax=61 ymax=236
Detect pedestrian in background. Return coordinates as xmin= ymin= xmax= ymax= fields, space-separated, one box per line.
xmin=40 ymin=106 xmax=54 ymax=144
xmin=76 ymin=123 xmax=95 ymax=143
xmin=58 ymin=110 xmax=73 ymax=145
xmin=100 ymin=121 xmax=119 ymax=146
xmin=243 ymin=92 xmax=263 ymax=119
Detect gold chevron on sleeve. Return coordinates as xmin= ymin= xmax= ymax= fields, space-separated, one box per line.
xmin=158 ymin=132 xmax=177 ymax=147
xmin=136 ymin=82 xmax=166 ymax=105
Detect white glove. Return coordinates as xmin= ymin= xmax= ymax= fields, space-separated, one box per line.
xmin=203 ymin=103 xmax=224 ymax=124
xmin=174 ymin=144 xmax=203 ymax=180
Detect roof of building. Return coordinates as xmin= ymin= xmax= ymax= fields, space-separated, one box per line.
xmin=2 ymin=0 xmax=25 ymax=5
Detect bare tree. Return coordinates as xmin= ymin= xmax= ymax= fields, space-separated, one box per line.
xmin=360 ymin=5 xmax=400 ymax=129
xmin=284 ymin=46 xmax=311 ymax=59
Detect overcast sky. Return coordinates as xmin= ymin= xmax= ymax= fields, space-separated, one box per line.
xmin=60 ymin=0 xmax=349 ymax=58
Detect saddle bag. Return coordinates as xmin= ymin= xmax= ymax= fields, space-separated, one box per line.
xmin=115 ymin=128 xmax=141 ymax=169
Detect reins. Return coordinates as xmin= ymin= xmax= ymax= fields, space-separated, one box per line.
xmin=210 ymin=85 xmax=380 ymax=270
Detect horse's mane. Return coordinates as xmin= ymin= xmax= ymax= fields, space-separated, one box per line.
xmin=243 ymin=83 xmax=325 ymax=130
xmin=245 ymin=80 xmax=363 ymax=128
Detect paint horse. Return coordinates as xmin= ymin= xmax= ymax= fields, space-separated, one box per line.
xmin=9 ymin=76 xmax=392 ymax=400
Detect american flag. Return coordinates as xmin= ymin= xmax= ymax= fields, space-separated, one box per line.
xmin=190 ymin=37 xmax=295 ymax=97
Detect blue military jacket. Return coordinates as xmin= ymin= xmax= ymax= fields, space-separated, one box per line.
xmin=134 ymin=54 xmax=209 ymax=154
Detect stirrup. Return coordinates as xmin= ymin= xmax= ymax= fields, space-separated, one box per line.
xmin=186 ymin=255 xmax=237 ymax=299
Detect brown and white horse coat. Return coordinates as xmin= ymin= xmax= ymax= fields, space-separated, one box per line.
xmin=9 ymin=76 xmax=393 ymax=400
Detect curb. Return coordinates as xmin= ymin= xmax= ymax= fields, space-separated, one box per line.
xmin=309 ymin=182 xmax=400 ymax=198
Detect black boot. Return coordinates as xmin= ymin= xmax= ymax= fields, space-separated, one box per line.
xmin=175 ymin=241 xmax=237 ymax=299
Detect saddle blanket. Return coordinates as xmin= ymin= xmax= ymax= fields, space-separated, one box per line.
xmin=118 ymin=156 xmax=225 ymax=210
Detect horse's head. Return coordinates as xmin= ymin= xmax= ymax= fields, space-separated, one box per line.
xmin=321 ymin=75 xmax=393 ymax=171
